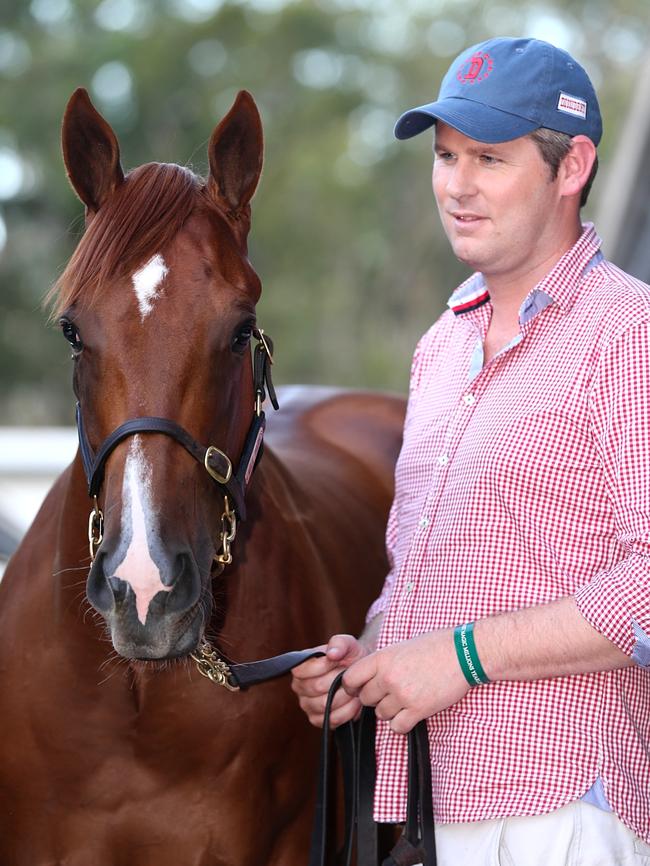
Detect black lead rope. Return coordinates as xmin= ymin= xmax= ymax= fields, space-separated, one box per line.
xmin=228 ymin=648 xmax=326 ymax=688
xmin=192 ymin=645 xmax=437 ymax=865
xmin=309 ymin=673 xmax=437 ymax=866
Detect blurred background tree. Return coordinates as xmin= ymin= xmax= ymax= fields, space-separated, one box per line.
xmin=0 ymin=0 xmax=647 ymax=424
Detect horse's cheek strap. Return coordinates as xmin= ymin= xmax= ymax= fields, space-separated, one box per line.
xmin=76 ymin=402 xmax=95 ymax=484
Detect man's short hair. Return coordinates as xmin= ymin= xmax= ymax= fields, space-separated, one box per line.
xmin=528 ymin=128 xmax=598 ymax=208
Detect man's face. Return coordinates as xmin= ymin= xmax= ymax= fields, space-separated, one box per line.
xmin=432 ymin=122 xmax=565 ymax=284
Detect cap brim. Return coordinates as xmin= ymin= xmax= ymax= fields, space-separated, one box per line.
xmin=394 ymin=97 xmax=540 ymax=143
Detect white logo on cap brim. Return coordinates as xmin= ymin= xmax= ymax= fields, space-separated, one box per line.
xmin=557 ymin=92 xmax=587 ymax=120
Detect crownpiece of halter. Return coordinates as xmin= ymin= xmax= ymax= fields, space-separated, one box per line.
xmin=74 ymin=328 xmax=324 ymax=689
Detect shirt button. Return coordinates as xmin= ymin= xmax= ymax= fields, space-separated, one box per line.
xmin=405 ymin=581 xmax=415 ymax=595
xmin=438 ymin=454 xmax=449 ymax=466
xmin=419 ymin=516 xmax=429 ymax=528
xmin=463 ymin=394 xmax=476 ymax=406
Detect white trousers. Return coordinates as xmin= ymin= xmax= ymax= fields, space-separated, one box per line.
xmin=435 ymin=801 xmax=650 ymax=866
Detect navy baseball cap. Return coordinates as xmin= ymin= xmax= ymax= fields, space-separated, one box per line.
xmin=394 ymin=37 xmax=602 ymax=146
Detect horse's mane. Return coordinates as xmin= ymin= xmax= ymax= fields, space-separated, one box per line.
xmin=48 ymin=162 xmax=201 ymax=318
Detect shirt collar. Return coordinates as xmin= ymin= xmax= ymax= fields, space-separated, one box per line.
xmin=447 ymin=223 xmax=603 ymax=320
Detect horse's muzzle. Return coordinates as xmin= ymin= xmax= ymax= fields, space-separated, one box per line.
xmin=87 ymin=546 xmax=206 ymax=659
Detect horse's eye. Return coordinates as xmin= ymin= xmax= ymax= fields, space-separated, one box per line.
xmin=59 ymin=318 xmax=83 ymax=356
xmin=232 ymin=325 xmax=253 ymax=353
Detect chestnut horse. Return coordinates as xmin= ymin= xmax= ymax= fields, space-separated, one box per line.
xmin=0 ymin=89 xmax=404 ymax=865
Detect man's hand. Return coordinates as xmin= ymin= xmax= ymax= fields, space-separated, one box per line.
xmin=342 ymin=630 xmax=470 ymax=734
xmin=291 ymin=634 xmax=370 ymax=728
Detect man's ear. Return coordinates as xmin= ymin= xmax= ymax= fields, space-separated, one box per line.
xmin=558 ymin=135 xmax=597 ymax=201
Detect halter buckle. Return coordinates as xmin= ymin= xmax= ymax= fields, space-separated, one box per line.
xmin=204 ymin=446 xmax=233 ymax=485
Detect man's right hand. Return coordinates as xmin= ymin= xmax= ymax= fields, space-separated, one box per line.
xmin=291 ymin=634 xmax=369 ymax=728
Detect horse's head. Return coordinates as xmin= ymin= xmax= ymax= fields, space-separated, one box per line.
xmin=54 ymin=88 xmax=267 ymax=659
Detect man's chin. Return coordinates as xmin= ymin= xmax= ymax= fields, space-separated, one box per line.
xmin=452 ymin=244 xmax=484 ymax=271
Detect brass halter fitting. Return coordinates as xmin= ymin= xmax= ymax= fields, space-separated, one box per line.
xmin=88 ymin=496 xmax=104 ymax=562
xmin=214 ymin=495 xmax=237 ymax=567
xmin=254 ymin=328 xmax=274 ymax=417
xmin=256 ymin=328 xmax=274 ymax=365
xmin=204 ymin=446 xmax=233 ymax=484
xmin=190 ymin=639 xmax=240 ymax=691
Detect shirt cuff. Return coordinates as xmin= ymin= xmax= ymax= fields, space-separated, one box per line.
xmin=574 ymin=564 xmax=643 ymax=659
xmin=632 ymin=620 xmax=650 ymax=668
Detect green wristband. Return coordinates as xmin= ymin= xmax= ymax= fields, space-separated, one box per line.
xmin=453 ymin=622 xmax=490 ymax=687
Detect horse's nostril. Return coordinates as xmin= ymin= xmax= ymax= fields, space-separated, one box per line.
xmin=164 ymin=551 xmax=201 ymax=614
xmin=175 ymin=553 xmax=191 ymax=583
xmin=87 ymin=553 xmax=114 ymax=614
xmin=107 ymin=576 xmax=128 ymax=603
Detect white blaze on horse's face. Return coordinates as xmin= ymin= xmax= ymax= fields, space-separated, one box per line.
xmin=131 ymin=253 xmax=168 ymax=320
xmin=113 ymin=436 xmax=171 ymax=624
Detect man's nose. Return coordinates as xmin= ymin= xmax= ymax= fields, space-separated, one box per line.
xmin=446 ymin=160 xmax=478 ymax=199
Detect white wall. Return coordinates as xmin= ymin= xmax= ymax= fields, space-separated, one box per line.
xmin=0 ymin=427 xmax=78 ymax=578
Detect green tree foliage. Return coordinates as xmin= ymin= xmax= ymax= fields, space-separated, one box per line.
xmin=0 ymin=0 xmax=647 ymax=422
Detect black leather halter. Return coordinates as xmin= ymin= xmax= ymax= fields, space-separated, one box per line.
xmin=76 ymin=329 xmax=278 ymax=522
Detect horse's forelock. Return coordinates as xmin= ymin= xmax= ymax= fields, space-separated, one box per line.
xmin=48 ymin=162 xmax=201 ymax=318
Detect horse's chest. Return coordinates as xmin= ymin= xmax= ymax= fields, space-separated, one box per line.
xmin=1 ymin=675 xmax=315 ymax=865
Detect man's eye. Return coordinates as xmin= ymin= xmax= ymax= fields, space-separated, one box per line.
xmin=59 ymin=319 xmax=83 ymax=354
xmin=480 ymin=154 xmax=499 ymax=165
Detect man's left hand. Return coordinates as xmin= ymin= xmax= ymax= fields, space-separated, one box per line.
xmin=342 ymin=630 xmax=470 ymax=734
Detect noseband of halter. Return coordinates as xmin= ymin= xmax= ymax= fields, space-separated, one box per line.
xmin=76 ymin=328 xmax=278 ymax=527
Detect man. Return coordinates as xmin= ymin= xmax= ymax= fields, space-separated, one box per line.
xmin=292 ymin=37 xmax=650 ymax=863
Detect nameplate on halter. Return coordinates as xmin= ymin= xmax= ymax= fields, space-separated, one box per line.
xmin=245 ymin=427 xmax=265 ymax=486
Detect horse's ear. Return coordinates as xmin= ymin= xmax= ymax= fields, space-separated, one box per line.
xmin=62 ymin=88 xmax=125 ymax=215
xmin=207 ymin=90 xmax=263 ymax=241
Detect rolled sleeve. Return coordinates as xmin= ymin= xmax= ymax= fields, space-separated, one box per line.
xmin=575 ymin=320 xmax=650 ymax=661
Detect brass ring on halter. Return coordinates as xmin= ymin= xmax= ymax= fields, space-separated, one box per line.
xmin=204 ymin=446 xmax=233 ymax=484
xmin=87 ymin=497 xmax=104 ymax=561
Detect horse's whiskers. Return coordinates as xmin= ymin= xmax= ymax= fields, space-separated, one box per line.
xmin=53 ymin=566 xmax=90 ymax=578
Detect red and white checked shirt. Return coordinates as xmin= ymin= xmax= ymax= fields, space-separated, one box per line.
xmin=367 ymin=224 xmax=650 ymax=841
